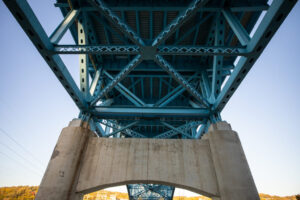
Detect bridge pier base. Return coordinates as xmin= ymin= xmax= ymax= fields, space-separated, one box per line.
xmin=206 ymin=121 xmax=260 ymax=200
xmin=35 ymin=120 xmax=259 ymax=200
xmin=35 ymin=119 xmax=93 ymax=200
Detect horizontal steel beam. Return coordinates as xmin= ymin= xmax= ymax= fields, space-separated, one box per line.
xmin=93 ymin=107 xmax=210 ymax=119
xmin=55 ymin=4 xmax=269 ymax=12
xmin=53 ymin=45 xmax=139 ymax=55
xmin=158 ymin=46 xmax=248 ymax=56
xmin=3 ymin=0 xmax=88 ymax=110
xmin=53 ymin=45 xmax=248 ymax=56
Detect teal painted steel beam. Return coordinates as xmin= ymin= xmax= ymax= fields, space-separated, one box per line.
xmin=155 ymin=121 xmax=202 ymax=138
xmin=115 ymin=78 xmax=142 ymax=100
xmin=89 ymin=69 xmax=102 ymax=97
xmin=87 ymin=0 xmax=145 ymax=46
xmin=136 ymin=11 xmax=140 ymax=38
xmin=199 ymin=71 xmax=211 ymax=99
xmin=78 ymin=13 xmax=90 ymax=100
xmin=91 ymin=54 xmax=143 ymax=105
xmin=104 ymin=121 xmax=139 ymax=137
xmin=93 ymin=107 xmax=210 ymax=119
xmin=213 ymin=0 xmax=298 ymax=112
xmin=103 ymin=71 xmax=146 ymax=107
xmin=154 ymin=55 xmax=210 ymax=108
xmin=3 ymin=0 xmax=88 ymax=110
xmin=94 ymin=120 xmax=105 ymax=137
xmin=84 ymin=14 xmax=103 ymax=63
xmin=210 ymin=14 xmax=225 ymax=102
xmin=174 ymin=13 xmax=213 ymax=45
xmin=160 ymin=122 xmax=192 ymax=139
xmin=50 ymin=9 xmax=80 ymax=44
xmin=100 ymin=120 xmax=145 ymax=138
xmin=222 ymin=9 xmax=250 ymax=46
xmin=54 ymin=44 xmax=248 ymax=56
xmin=158 ymin=45 xmax=247 ymax=56
xmin=152 ymin=0 xmax=209 ymax=47
xmin=154 ymin=73 xmax=198 ymax=107
xmin=56 ymin=3 xmax=269 ymax=12
xmin=53 ymin=45 xmax=139 ymax=55
xmin=127 ymin=184 xmax=174 ymax=200
xmin=195 ymin=122 xmax=208 ymax=139
xmin=90 ymin=12 xmax=128 ymax=45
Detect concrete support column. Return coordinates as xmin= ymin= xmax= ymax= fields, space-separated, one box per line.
xmin=35 ymin=119 xmax=94 ymax=200
xmin=207 ymin=121 xmax=259 ymax=200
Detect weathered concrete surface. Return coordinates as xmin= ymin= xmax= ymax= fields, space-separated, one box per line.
xmin=35 ymin=119 xmax=93 ymax=200
xmin=76 ymin=138 xmax=219 ymax=197
xmin=208 ymin=121 xmax=260 ymax=200
xmin=37 ymin=120 xmax=259 ymax=200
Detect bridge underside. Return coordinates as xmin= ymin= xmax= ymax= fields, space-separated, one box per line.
xmin=127 ymin=184 xmax=174 ymax=200
xmin=3 ymin=0 xmax=296 ymax=199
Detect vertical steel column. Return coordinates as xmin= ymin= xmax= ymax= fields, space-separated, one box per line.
xmin=210 ymin=14 xmax=225 ymax=102
xmin=78 ymin=13 xmax=90 ymax=100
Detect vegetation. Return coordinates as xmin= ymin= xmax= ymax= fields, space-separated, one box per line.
xmin=0 ymin=186 xmax=298 ymax=200
xmin=0 ymin=186 xmax=38 ymax=200
xmin=259 ymin=193 xmax=298 ymax=200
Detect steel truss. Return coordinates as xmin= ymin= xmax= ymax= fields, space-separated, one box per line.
xmin=3 ymin=0 xmax=297 ymax=199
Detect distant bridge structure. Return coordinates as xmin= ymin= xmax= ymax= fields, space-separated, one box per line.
xmin=3 ymin=0 xmax=297 ymax=200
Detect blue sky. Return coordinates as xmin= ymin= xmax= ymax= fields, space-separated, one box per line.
xmin=0 ymin=0 xmax=299 ymax=197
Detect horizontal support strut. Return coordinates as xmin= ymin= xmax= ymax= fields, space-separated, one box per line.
xmin=53 ymin=45 xmax=139 ymax=55
xmin=158 ymin=46 xmax=248 ymax=56
xmin=53 ymin=45 xmax=248 ymax=56
xmin=93 ymin=107 xmax=210 ymax=119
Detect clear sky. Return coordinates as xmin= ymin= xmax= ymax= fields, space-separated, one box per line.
xmin=0 ymin=0 xmax=299 ymax=197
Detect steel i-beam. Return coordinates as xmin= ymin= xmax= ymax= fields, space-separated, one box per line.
xmin=78 ymin=13 xmax=90 ymax=100
xmin=49 ymin=9 xmax=80 ymax=44
xmin=210 ymin=14 xmax=225 ymax=101
xmin=93 ymin=107 xmax=210 ymax=119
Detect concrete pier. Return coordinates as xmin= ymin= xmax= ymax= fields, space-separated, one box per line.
xmin=207 ymin=122 xmax=260 ymax=200
xmin=36 ymin=120 xmax=259 ymax=200
xmin=35 ymin=119 xmax=93 ymax=200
